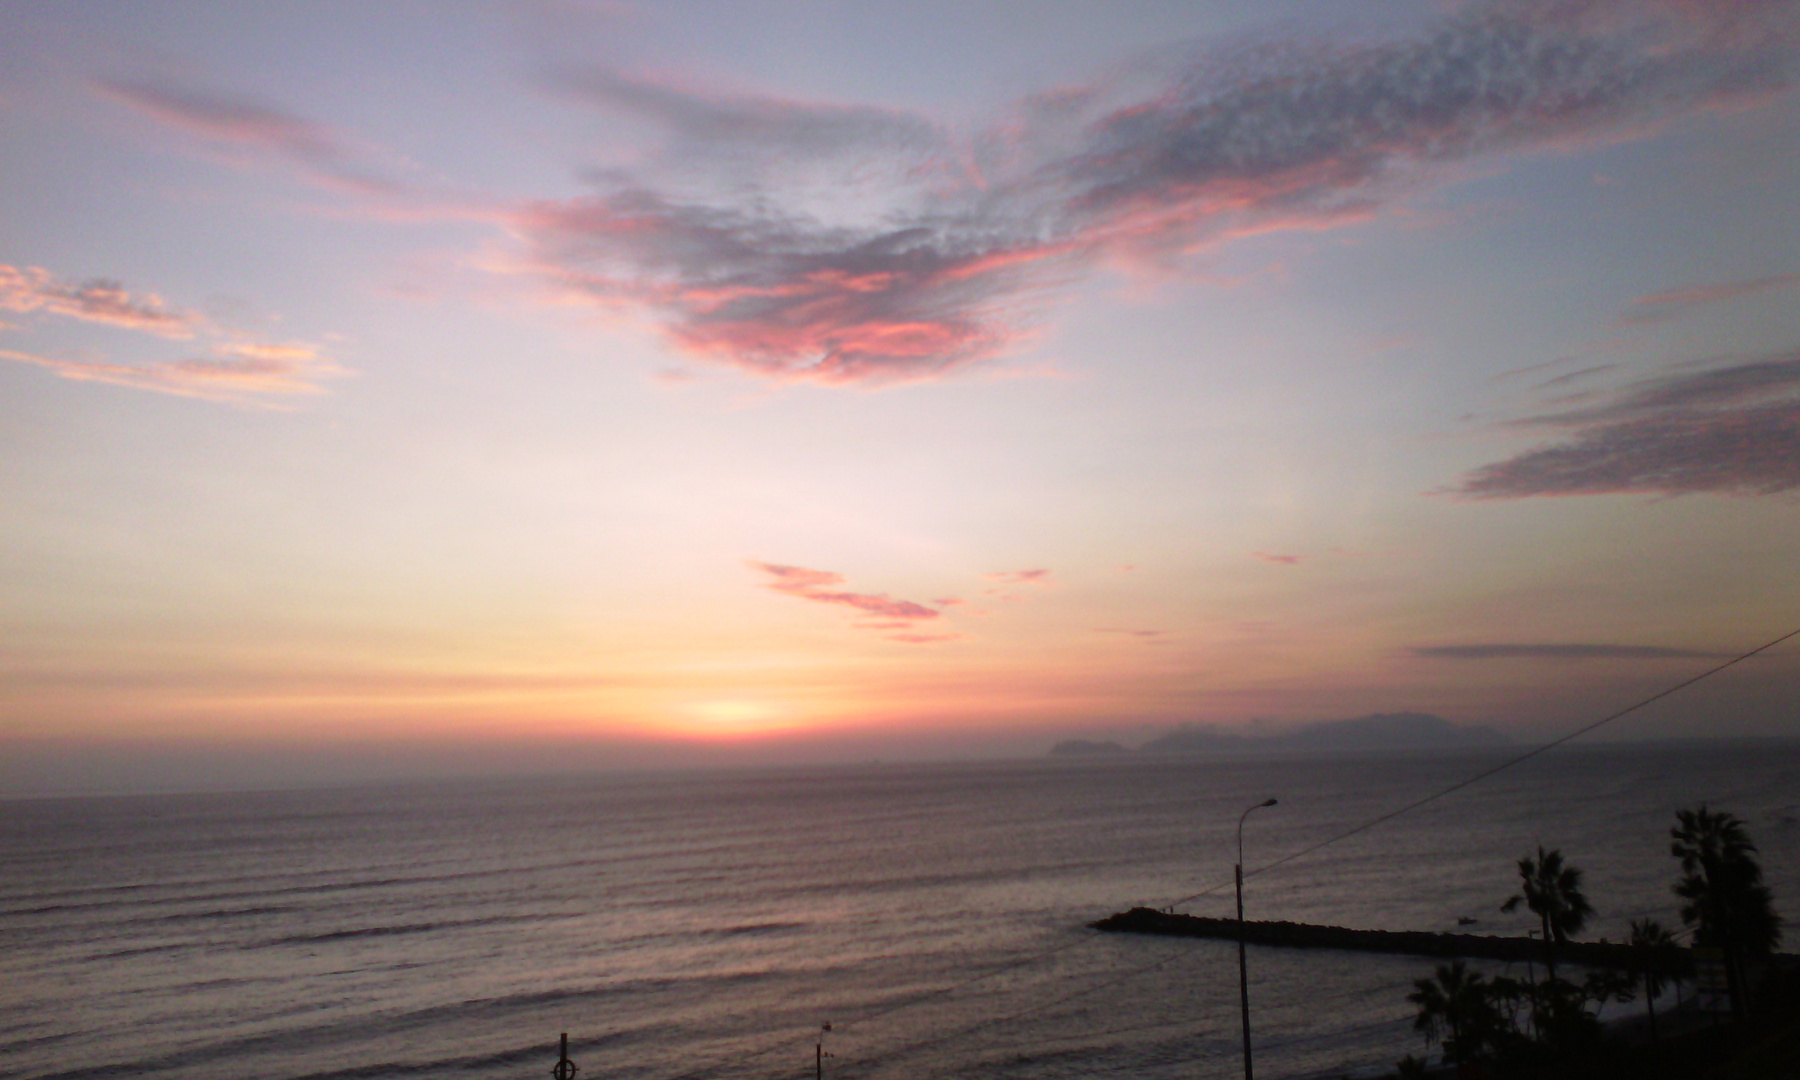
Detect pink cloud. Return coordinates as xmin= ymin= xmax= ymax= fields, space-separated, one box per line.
xmin=95 ymin=80 xmax=405 ymax=197
xmin=84 ymin=3 xmax=1795 ymax=390
xmin=0 ymin=265 xmax=202 ymax=338
xmin=1096 ymin=627 xmax=1166 ymax=638
xmin=1251 ymin=552 xmax=1303 ymax=565
xmin=748 ymin=561 xmax=940 ymax=624
xmin=0 ymin=265 xmax=344 ymax=403
xmin=887 ymin=633 xmax=962 ymax=645
xmin=983 ymin=569 xmax=1052 ymax=586
xmin=754 ymin=563 xmax=846 ymax=595
xmin=2 ymin=341 xmax=343 ymax=404
xmin=1620 ymin=272 xmax=1800 ymax=324
xmin=515 ymin=0 xmax=1792 ymax=383
xmin=514 ymin=192 xmax=1052 ymax=385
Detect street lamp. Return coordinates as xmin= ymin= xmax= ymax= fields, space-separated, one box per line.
xmin=1235 ymin=798 xmax=1278 ymax=1080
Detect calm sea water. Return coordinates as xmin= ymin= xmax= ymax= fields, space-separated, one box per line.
xmin=3 ymin=744 xmax=1797 ymax=1080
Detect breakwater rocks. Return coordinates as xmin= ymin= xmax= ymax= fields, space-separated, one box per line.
xmin=1091 ymin=908 xmax=1680 ymax=972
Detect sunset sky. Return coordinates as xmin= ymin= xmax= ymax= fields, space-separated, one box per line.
xmin=3 ymin=0 xmax=1798 ymax=794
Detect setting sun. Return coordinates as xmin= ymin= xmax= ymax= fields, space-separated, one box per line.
xmin=677 ymin=699 xmax=796 ymax=738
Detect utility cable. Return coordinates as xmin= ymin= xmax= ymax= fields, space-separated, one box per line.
xmin=684 ymin=623 xmax=1795 ymax=1078
xmin=1168 ymin=624 xmax=1800 ymax=909
xmin=848 ymin=623 xmax=1796 ymax=1075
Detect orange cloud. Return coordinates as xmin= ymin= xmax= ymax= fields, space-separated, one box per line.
xmin=0 ymin=265 xmax=202 ymax=338
xmin=2 ymin=341 xmax=344 ymax=403
xmin=0 ymin=263 xmax=345 ymax=403
xmin=983 ymin=569 xmax=1052 ymax=586
xmin=749 ymin=561 xmax=941 ymax=626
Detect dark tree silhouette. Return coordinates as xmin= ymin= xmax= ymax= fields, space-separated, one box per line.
xmin=1501 ymin=845 xmax=1594 ymax=983
xmin=1628 ymin=918 xmax=1678 ymax=1041
xmin=1671 ymin=805 xmax=1781 ymax=1014
xmin=1408 ymin=961 xmax=1505 ymax=1065
xmin=1671 ymin=806 xmax=1781 ymax=954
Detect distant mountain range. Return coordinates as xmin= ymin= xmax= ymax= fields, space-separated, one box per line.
xmin=1051 ymin=712 xmax=1506 ymax=757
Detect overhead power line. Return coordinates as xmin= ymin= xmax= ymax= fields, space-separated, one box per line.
xmin=671 ymin=622 xmax=1796 ymax=1079
xmin=1168 ymin=623 xmax=1800 ymax=908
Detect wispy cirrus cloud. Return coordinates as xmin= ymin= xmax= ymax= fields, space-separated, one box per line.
xmin=518 ymin=0 xmax=1797 ymax=383
xmin=1413 ymin=644 xmax=1727 ymax=660
xmin=984 ymin=569 xmax=1053 ymax=586
xmin=1534 ymin=364 xmax=1617 ymax=390
xmin=3 ymin=341 xmax=344 ymax=404
xmin=0 ymin=264 xmax=202 ymax=338
xmin=1 ymin=264 xmax=343 ymax=403
xmin=1620 ymin=271 xmax=1800 ymax=324
xmin=981 ymin=568 xmax=1054 ymax=600
xmin=1251 ymin=552 xmax=1303 ymax=566
xmin=547 ymin=67 xmax=943 ymax=167
xmin=95 ymin=79 xmax=407 ymax=197
xmin=1452 ymin=351 xmax=1800 ymax=498
xmin=749 ymin=561 xmax=943 ymax=641
xmin=82 ymin=2 xmax=1797 ymax=387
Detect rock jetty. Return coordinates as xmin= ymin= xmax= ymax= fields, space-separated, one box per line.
xmin=1091 ymin=907 xmax=1682 ymax=972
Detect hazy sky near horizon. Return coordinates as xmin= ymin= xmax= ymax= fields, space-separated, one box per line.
xmin=3 ymin=0 xmax=1798 ymax=794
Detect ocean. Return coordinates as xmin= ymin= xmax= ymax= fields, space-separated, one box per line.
xmin=3 ymin=743 xmax=1797 ymax=1080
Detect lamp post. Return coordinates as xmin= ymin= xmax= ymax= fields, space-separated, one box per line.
xmin=1235 ymin=798 xmax=1278 ymax=1080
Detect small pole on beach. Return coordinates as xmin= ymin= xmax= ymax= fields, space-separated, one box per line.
xmin=816 ymin=1022 xmax=832 ymax=1080
xmin=1235 ymin=798 xmax=1278 ymax=1080
xmin=552 ymin=1032 xmax=578 ymax=1080
xmin=1525 ymin=930 xmax=1539 ymax=1041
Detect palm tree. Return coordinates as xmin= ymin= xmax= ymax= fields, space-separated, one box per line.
xmin=1501 ymin=845 xmax=1594 ymax=983
xmin=1628 ymin=918 xmax=1678 ymax=1041
xmin=1671 ymin=805 xmax=1781 ymax=1015
xmin=1408 ymin=960 xmax=1503 ymax=1065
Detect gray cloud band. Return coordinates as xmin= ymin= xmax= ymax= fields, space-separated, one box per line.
xmin=1455 ymin=353 xmax=1800 ymax=498
xmin=1413 ymin=644 xmax=1729 ymax=660
xmin=525 ymin=0 xmax=1794 ymax=382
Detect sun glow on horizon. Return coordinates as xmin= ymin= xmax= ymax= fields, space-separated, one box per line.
xmin=674 ymin=699 xmax=802 ymax=738
xmin=1 ymin=0 xmax=1797 ymax=795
